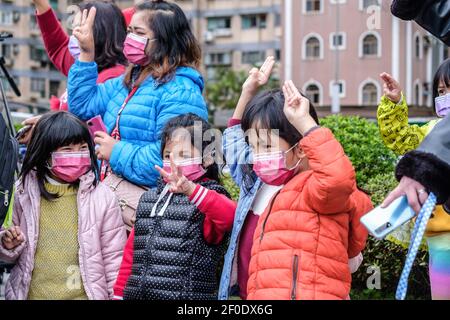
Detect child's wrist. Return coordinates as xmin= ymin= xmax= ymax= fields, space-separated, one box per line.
xmin=184 ymin=181 xmax=197 ymax=197
xmin=292 ymin=116 xmax=318 ymax=136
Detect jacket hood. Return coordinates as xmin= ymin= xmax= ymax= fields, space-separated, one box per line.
xmin=175 ymin=67 xmax=205 ymax=92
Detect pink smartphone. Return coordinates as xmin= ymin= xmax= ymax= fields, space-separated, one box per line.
xmin=86 ymin=116 xmax=107 ymax=141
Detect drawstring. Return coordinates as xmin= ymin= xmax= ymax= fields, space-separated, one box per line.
xmin=150 ymin=185 xmax=174 ymax=217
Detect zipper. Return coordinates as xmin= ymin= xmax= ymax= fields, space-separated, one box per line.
xmin=259 ymin=190 xmax=281 ymax=243
xmin=0 ymin=189 xmax=9 ymax=207
xmin=291 ymin=255 xmax=299 ymax=300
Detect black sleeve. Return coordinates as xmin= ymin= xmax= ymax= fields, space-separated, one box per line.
xmin=391 ymin=0 xmax=450 ymax=46
xmin=396 ymin=115 xmax=450 ymax=204
xmin=390 ymin=0 xmax=426 ymax=20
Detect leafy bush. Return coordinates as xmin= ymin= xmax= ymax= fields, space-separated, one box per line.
xmin=320 ymin=115 xmax=397 ymax=186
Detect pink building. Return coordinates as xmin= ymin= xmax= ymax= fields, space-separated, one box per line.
xmin=282 ymin=0 xmax=449 ymax=112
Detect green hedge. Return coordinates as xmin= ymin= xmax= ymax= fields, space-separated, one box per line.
xmin=221 ymin=115 xmax=431 ymax=300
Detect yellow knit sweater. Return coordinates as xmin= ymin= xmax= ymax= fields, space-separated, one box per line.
xmin=27 ymin=183 xmax=87 ymax=300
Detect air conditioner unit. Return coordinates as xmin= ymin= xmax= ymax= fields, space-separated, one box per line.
xmin=4 ymin=58 xmax=13 ymax=67
xmin=204 ymin=31 xmax=215 ymax=43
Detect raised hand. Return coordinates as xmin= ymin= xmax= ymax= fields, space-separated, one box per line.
xmin=380 ymin=72 xmax=402 ymax=104
xmin=155 ymin=154 xmax=196 ymax=196
xmin=32 ymin=0 xmax=51 ymax=15
xmin=242 ymin=56 xmax=276 ymax=94
xmin=1 ymin=226 xmax=25 ymax=250
xmin=233 ymin=56 xmax=276 ymax=120
xmin=282 ymin=80 xmax=317 ymax=135
xmin=72 ymin=7 xmax=96 ymax=62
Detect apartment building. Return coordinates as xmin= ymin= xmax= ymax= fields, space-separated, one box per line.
xmin=282 ymin=0 xmax=449 ymax=111
xmin=175 ymin=0 xmax=281 ymax=80
xmin=1 ymin=0 xmax=281 ymax=116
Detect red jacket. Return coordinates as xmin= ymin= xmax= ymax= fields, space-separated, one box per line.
xmin=113 ymin=183 xmax=237 ymax=299
xmin=36 ymin=8 xmax=127 ymax=111
xmin=247 ymin=127 xmax=372 ymax=300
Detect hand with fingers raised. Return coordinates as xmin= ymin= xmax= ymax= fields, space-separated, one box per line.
xmin=242 ymin=56 xmax=276 ymax=95
xmin=72 ymin=7 xmax=97 ymax=62
xmin=1 ymin=226 xmax=25 ymax=250
xmin=155 ymin=154 xmax=197 ymax=197
xmin=380 ymin=72 xmax=403 ymax=104
xmin=282 ymin=80 xmax=318 ymax=135
xmin=234 ymin=56 xmax=276 ymax=120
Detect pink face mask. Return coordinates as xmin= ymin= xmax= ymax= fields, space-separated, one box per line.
xmin=163 ymin=157 xmax=207 ymax=182
xmin=49 ymin=151 xmax=92 ymax=183
xmin=123 ymin=33 xmax=152 ymax=66
xmin=435 ymin=93 xmax=450 ymax=118
xmin=253 ymin=144 xmax=301 ymax=186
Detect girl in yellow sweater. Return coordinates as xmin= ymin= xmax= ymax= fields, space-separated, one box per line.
xmin=377 ymin=58 xmax=450 ymax=300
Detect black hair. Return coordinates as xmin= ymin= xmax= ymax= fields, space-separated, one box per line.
xmin=242 ymin=89 xmax=319 ymax=145
xmin=240 ymin=88 xmax=319 ymax=192
xmin=78 ymin=1 xmax=127 ymax=72
xmin=21 ymin=112 xmax=99 ymax=201
xmin=433 ymin=58 xmax=450 ymax=109
xmin=160 ymin=113 xmax=221 ymax=182
xmin=124 ymin=0 xmax=201 ymax=87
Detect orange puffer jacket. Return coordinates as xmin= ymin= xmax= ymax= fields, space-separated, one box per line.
xmin=247 ymin=127 xmax=373 ymax=300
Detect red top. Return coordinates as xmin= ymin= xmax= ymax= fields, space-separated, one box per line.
xmin=36 ymin=8 xmax=127 ymax=111
xmin=122 ymin=7 xmax=136 ymax=26
xmin=113 ymin=183 xmax=237 ymax=299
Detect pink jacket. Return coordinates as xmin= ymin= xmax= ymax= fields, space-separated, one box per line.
xmin=0 ymin=171 xmax=127 ymax=300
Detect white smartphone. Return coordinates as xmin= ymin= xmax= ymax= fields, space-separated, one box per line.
xmin=360 ymin=196 xmax=416 ymax=240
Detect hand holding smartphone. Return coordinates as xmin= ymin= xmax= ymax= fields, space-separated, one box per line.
xmin=87 ymin=115 xmax=107 ymax=141
xmin=360 ymin=196 xmax=416 ymax=240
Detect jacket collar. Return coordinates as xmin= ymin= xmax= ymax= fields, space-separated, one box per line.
xmin=16 ymin=170 xmax=97 ymax=195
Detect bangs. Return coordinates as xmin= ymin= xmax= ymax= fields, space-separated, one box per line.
xmin=45 ymin=116 xmax=92 ymax=150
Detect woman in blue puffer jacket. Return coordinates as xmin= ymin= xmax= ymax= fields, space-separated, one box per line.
xmin=68 ymin=0 xmax=208 ymax=187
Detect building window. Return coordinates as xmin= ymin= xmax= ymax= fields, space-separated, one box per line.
xmin=363 ymin=35 xmax=378 ymax=56
xmin=304 ymin=0 xmax=322 ymax=13
xmin=242 ymin=14 xmax=267 ymax=30
xmin=304 ymin=36 xmax=322 ymax=59
xmin=0 ymin=11 xmax=13 ymax=26
xmin=274 ymin=13 xmax=281 ymax=27
xmin=362 ymin=83 xmax=378 ymax=105
xmin=414 ymin=81 xmax=422 ymax=106
xmin=361 ymin=0 xmax=380 ymax=9
xmin=359 ymin=32 xmax=381 ymax=57
xmin=415 ymin=34 xmax=422 ymax=59
xmin=30 ymin=78 xmax=46 ymax=98
xmin=305 ymin=83 xmax=322 ymax=105
xmin=207 ymin=17 xmax=231 ymax=31
xmin=2 ymin=77 xmax=19 ymax=92
xmin=330 ymin=80 xmax=346 ymax=98
xmin=205 ymin=52 xmax=232 ymax=66
xmin=242 ymin=51 xmax=265 ymax=65
xmin=49 ymin=80 xmax=61 ymax=98
xmin=0 ymin=44 xmax=12 ymax=59
xmin=330 ymin=32 xmax=346 ymax=50
xmin=29 ymin=14 xmax=39 ymax=30
xmin=275 ymin=49 xmax=281 ymax=61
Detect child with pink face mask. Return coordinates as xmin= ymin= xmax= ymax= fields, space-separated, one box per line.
xmin=219 ymin=57 xmax=372 ymax=300
xmin=113 ymin=113 xmax=237 ymax=300
xmin=0 ymin=111 xmax=127 ymax=300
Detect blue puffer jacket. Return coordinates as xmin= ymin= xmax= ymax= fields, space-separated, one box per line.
xmin=67 ymin=60 xmax=208 ymax=187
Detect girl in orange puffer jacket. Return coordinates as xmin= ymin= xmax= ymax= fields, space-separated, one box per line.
xmin=242 ymin=80 xmax=373 ymax=300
